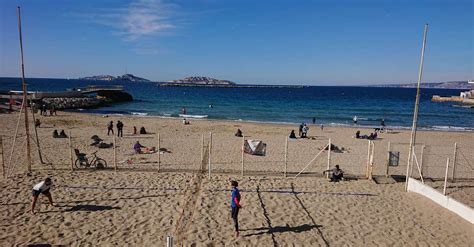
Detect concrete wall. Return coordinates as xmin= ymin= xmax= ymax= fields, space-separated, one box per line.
xmin=407 ymin=178 xmax=473 ymax=224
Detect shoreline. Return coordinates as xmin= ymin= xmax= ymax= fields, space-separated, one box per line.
xmin=65 ymin=110 xmax=474 ymax=133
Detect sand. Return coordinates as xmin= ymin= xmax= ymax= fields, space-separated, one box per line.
xmin=0 ymin=111 xmax=472 ymax=245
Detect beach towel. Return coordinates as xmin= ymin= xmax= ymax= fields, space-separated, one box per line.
xmin=244 ymin=140 xmax=266 ymax=156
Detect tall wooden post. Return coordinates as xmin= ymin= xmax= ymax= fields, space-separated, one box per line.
xmin=405 ymin=24 xmax=429 ymax=191
xmin=157 ymin=133 xmax=161 ymax=171
xmin=200 ymin=134 xmax=204 ymax=164
xmin=208 ymin=132 xmax=212 ymax=179
xmin=369 ymin=141 xmax=374 ymax=180
xmin=366 ymin=140 xmax=371 ymax=178
xmin=451 ymin=143 xmax=457 ymax=182
xmin=0 ymin=137 xmax=5 ymax=178
xmin=241 ymin=135 xmax=245 ymax=176
xmin=17 ymin=7 xmax=32 ymax=173
xmin=113 ymin=135 xmax=117 ymax=171
xmin=284 ymin=136 xmax=288 ymax=178
xmin=419 ymin=144 xmax=425 ymax=176
xmin=385 ymin=141 xmax=391 ymax=177
xmin=326 ymin=139 xmax=331 ymax=179
xmin=68 ymin=131 xmax=74 ymax=171
xmin=443 ymin=157 xmax=450 ymax=195
xmin=30 ymin=101 xmax=45 ymax=164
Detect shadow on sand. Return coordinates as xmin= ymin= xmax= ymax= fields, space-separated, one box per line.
xmin=66 ymin=204 xmax=121 ymax=212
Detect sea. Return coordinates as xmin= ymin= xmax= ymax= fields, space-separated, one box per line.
xmin=1 ymin=77 xmax=473 ymax=131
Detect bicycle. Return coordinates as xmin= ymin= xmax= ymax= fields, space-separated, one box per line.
xmin=74 ymin=149 xmax=108 ymax=169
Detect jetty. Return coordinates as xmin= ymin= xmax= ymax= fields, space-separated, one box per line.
xmin=0 ymin=85 xmax=133 ymax=111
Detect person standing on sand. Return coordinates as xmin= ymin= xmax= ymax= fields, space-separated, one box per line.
xmin=107 ymin=121 xmax=114 ymax=136
xmin=31 ymin=177 xmax=55 ymax=214
xmin=230 ymin=180 xmax=242 ymax=237
xmin=116 ymin=121 xmax=124 ymax=137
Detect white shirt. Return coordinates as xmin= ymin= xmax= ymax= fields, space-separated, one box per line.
xmin=33 ymin=181 xmax=52 ymax=192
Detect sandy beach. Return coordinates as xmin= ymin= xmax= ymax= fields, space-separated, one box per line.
xmin=0 ymin=111 xmax=472 ymax=245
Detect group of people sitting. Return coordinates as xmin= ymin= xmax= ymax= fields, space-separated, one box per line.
xmin=134 ymin=126 xmax=147 ymax=135
xmin=288 ymin=123 xmax=310 ymax=139
xmin=355 ymin=130 xmax=378 ymax=140
xmin=52 ymin=130 xmax=68 ymax=138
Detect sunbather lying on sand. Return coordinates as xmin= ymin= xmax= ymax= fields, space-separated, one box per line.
xmin=133 ymin=141 xmax=157 ymax=154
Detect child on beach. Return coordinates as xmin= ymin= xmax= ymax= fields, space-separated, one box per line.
xmin=230 ymin=180 xmax=242 ymax=237
xmin=31 ymin=177 xmax=55 ymax=214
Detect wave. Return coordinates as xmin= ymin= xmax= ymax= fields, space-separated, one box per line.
xmin=179 ymin=114 xmax=208 ymax=119
xmin=130 ymin=112 xmax=148 ymax=116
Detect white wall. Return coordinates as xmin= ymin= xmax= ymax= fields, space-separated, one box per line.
xmin=407 ymin=178 xmax=473 ymax=224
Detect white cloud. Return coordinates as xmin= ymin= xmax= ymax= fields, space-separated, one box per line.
xmin=76 ymin=0 xmax=177 ymax=41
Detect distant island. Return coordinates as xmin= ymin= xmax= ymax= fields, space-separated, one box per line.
xmin=372 ymin=81 xmax=472 ymax=89
xmin=80 ymin=74 xmax=151 ymax=82
xmin=160 ymin=76 xmax=306 ymax=88
xmin=162 ymin=76 xmax=236 ymax=87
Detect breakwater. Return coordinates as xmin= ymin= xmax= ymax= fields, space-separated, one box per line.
xmin=41 ymin=97 xmax=102 ymax=109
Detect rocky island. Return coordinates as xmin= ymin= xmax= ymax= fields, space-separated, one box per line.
xmin=80 ymin=74 xmax=151 ymax=82
xmin=161 ymin=76 xmax=236 ymax=87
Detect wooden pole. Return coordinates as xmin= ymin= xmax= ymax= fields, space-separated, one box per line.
xmin=17 ymin=7 xmax=32 ymax=173
xmin=113 ymin=135 xmax=117 ymax=172
xmin=419 ymin=144 xmax=425 ymax=177
xmin=208 ymin=132 xmax=212 ymax=179
xmin=451 ymin=143 xmax=457 ymax=182
xmin=0 ymin=137 xmax=4 ymax=179
xmin=157 ymin=133 xmax=161 ymax=171
xmin=410 ymin=146 xmax=416 ymax=177
xmin=30 ymin=101 xmax=45 ymax=164
xmin=68 ymin=131 xmax=73 ymax=171
xmin=443 ymin=157 xmax=449 ymax=195
xmin=369 ymin=141 xmax=374 ymax=180
xmin=405 ymin=24 xmax=429 ymax=191
xmin=241 ymin=135 xmax=245 ymax=177
xmin=385 ymin=141 xmax=391 ymax=177
xmin=326 ymin=139 xmax=331 ymax=179
xmin=366 ymin=140 xmax=371 ymax=178
xmin=284 ymin=136 xmax=288 ymax=178
xmin=200 ymin=134 xmax=204 ymax=165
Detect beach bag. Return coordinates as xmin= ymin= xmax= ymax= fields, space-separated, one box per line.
xmin=244 ymin=140 xmax=267 ymax=156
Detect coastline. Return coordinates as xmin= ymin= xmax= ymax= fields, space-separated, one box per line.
xmin=66 ymin=110 xmax=474 ymax=133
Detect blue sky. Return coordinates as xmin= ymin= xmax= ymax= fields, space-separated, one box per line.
xmin=0 ymin=0 xmax=472 ymax=85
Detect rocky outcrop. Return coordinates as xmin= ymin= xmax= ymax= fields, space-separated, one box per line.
xmin=41 ymin=97 xmax=102 ymax=109
xmin=167 ymin=76 xmax=236 ymax=85
xmin=80 ymin=74 xmax=150 ymax=82
xmin=161 ymin=76 xmax=236 ymax=87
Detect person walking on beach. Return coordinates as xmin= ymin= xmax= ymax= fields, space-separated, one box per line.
xmin=230 ymin=180 xmax=242 ymax=237
xmin=107 ymin=121 xmax=114 ymax=136
xmin=30 ymin=177 xmax=55 ymax=214
xmin=116 ymin=121 xmax=124 ymax=137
